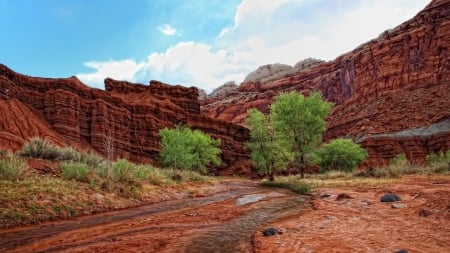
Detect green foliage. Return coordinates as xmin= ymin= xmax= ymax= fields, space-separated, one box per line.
xmin=78 ymin=152 xmax=104 ymax=168
xmin=20 ymin=137 xmax=62 ymax=160
xmin=245 ymin=108 xmax=292 ymax=180
xmin=316 ymin=138 xmax=368 ymax=173
xmin=158 ymin=125 xmax=221 ymax=172
xmin=270 ymin=91 xmax=333 ymax=177
xmin=0 ymin=153 xmax=28 ymax=181
xmin=390 ymin=153 xmax=409 ymax=166
xmin=60 ymin=147 xmax=104 ymax=167
xmin=60 ymin=147 xmax=81 ymax=161
xmin=426 ymin=150 xmax=450 ymax=164
xmin=60 ymin=162 xmax=90 ymax=182
xmin=111 ymin=159 xmax=136 ymax=183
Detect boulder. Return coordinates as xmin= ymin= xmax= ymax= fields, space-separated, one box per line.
xmin=262 ymin=227 xmax=279 ymax=237
xmin=380 ymin=194 xmax=401 ymax=202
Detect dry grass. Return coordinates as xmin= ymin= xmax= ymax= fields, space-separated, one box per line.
xmin=0 ymin=152 xmax=218 ymax=228
xmin=0 ymin=176 xmax=101 ymax=228
xmin=268 ymin=160 xmax=449 ymax=193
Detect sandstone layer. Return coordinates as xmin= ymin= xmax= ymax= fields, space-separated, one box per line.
xmin=201 ymin=0 xmax=450 ymax=167
xmin=0 ymin=65 xmax=249 ymax=175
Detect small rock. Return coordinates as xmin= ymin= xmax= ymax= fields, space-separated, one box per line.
xmin=380 ymin=194 xmax=401 ymax=202
xmin=361 ymin=199 xmax=373 ymax=205
xmin=419 ymin=208 xmax=433 ymax=217
xmin=320 ymin=193 xmax=331 ymax=198
xmin=90 ymin=193 xmax=105 ymax=202
xmin=263 ymin=227 xmax=278 ymax=237
xmin=336 ymin=193 xmax=352 ymax=201
xmin=391 ymin=203 xmax=407 ymax=209
xmin=42 ymin=166 xmax=52 ymax=174
xmin=394 ymin=250 xmax=408 ymax=253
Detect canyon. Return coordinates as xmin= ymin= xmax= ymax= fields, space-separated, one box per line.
xmin=201 ymin=0 xmax=450 ymax=167
xmin=0 ymin=66 xmax=249 ymax=175
xmin=0 ymin=0 xmax=449 ymax=174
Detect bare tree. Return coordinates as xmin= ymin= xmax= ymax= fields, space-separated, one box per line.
xmin=104 ymin=130 xmax=114 ymax=170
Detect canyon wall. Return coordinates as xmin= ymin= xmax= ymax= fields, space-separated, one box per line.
xmin=0 ymin=65 xmax=249 ymax=175
xmin=201 ymin=0 xmax=450 ymax=166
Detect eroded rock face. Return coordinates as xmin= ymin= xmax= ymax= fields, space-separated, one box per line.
xmin=0 ymin=64 xmax=249 ymax=175
xmin=201 ymin=0 xmax=450 ymax=167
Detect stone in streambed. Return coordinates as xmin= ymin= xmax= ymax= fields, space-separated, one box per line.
xmin=380 ymin=194 xmax=401 ymax=202
xmin=263 ymin=228 xmax=278 ymax=237
xmin=391 ymin=203 xmax=407 ymax=209
xmin=336 ymin=193 xmax=352 ymax=201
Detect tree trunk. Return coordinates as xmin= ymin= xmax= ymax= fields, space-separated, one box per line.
xmin=300 ymin=155 xmax=305 ymax=179
xmin=268 ymin=172 xmax=275 ymax=181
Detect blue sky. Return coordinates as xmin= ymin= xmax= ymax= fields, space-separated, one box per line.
xmin=0 ymin=0 xmax=429 ymax=92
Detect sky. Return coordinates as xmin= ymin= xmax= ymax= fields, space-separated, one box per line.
xmin=0 ymin=0 xmax=430 ymax=93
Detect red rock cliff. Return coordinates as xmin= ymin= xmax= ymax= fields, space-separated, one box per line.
xmin=201 ymin=0 xmax=450 ymax=166
xmin=0 ymin=64 xmax=249 ymax=175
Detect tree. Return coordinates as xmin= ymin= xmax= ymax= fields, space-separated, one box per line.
xmin=271 ymin=91 xmax=333 ymax=178
xmin=245 ymin=108 xmax=292 ymax=181
xmin=158 ymin=125 xmax=221 ymax=173
xmin=316 ymin=138 xmax=368 ymax=172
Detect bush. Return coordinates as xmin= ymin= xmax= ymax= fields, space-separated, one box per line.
xmin=426 ymin=150 xmax=450 ymax=164
xmin=60 ymin=147 xmax=81 ymax=161
xmin=317 ymin=138 xmax=368 ymax=173
xmin=158 ymin=125 xmax=221 ymax=173
xmin=21 ymin=137 xmax=62 ymax=160
xmin=78 ymin=152 xmax=104 ymax=168
xmin=390 ymin=154 xmax=409 ymax=166
xmin=111 ymin=159 xmax=136 ymax=183
xmin=60 ymin=162 xmax=90 ymax=182
xmin=0 ymin=154 xmax=28 ymax=180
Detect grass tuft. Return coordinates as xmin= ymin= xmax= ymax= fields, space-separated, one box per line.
xmin=20 ymin=137 xmax=62 ymax=160
xmin=0 ymin=153 xmax=28 ymax=181
xmin=60 ymin=162 xmax=91 ymax=182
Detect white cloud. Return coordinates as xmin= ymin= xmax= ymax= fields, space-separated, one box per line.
xmin=77 ymin=60 xmax=143 ymax=89
xmin=77 ymin=0 xmax=429 ymax=93
xmin=133 ymin=42 xmax=253 ymax=92
xmin=157 ymin=24 xmax=179 ymax=36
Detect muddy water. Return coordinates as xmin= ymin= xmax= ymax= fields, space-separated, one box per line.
xmin=0 ymin=182 xmax=311 ymax=253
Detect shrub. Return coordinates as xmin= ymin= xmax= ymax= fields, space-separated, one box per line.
xmin=78 ymin=152 xmax=104 ymax=168
xmin=60 ymin=147 xmax=81 ymax=161
xmin=60 ymin=162 xmax=90 ymax=182
xmin=390 ymin=154 xmax=409 ymax=166
xmin=0 ymin=154 xmax=28 ymax=180
xmin=158 ymin=125 xmax=221 ymax=173
xmin=316 ymin=138 xmax=368 ymax=173
xmin=426 ymin=150 xmax=450 ymax=164
xmin=21 ymin=137 xmax=62 ymax=160
xmin=134 ymin=165 xmax=153 ymax=180
xmin=111 ymin=159 xmax=136 ymax=183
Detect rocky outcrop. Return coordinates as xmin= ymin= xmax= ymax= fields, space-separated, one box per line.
xmin=0 ymin=64 xmax=249 ymax=175
xmin=201 ymin=0 xmax=450 ymax=167
xmin=209 ymin=81 xmax=238 ymax=98
xmin=242 ymin=58 xmax=324 ymax=85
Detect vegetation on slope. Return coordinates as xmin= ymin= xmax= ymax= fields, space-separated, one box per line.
xmin=0 ymin=137 xmax=218 ymax=228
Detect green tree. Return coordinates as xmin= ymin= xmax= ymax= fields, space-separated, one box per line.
xmin=271 ymin=91 xmax=333 ymax=178
xmin=245 ymin=109 xmax=292 ymax=181
xmin=158 ymin=125 xmax=221 ymax=173
xmin=316 ymin=138 xmax=368 ymax=172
